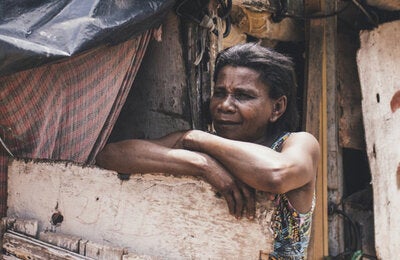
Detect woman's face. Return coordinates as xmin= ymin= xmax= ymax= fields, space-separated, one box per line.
xmin=210 ymin=66 xmax=275 ymax=142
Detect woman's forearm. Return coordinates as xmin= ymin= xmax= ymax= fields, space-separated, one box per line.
xmin=96 ymin=136 xmax=259 ymax=218
xmin=182 ymin=130 xmax=317 ymax=193
xmin=96 ymin=139 xmax=207 ymax=176
xmin=185 ymin=133 xmax=283 ymax=191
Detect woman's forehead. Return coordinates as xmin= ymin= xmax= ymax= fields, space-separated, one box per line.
xmin=215 ymin=66 xmax=268 ymax=92
xmin=217 ymin=65 xmax=260 ymax=76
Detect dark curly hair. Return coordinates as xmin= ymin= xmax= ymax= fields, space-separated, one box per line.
xmin=213 ymin=43 xmax=299 ymax=137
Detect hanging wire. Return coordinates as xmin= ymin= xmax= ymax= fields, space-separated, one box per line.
xmin=327 ymin=200 xmax=378 ymax=260
xmin=351 ymin=0 xmax=379 ymax=26
xmin=175 ymin=0 xmax=231 ymax=38
xmin=0 ymin=136 xmax=14 ymax=157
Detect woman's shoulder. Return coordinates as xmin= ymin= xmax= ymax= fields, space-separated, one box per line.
xmin=284 ymin=131 xmax=320 ymax=150
xmin=288 ymin=131 xmax=318 ymax=140
xmin=283 ymin=131 xmax=320 ymax=173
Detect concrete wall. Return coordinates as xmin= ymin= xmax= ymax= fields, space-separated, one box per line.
xmin=7 ymin=159 xmax=274 ymax=259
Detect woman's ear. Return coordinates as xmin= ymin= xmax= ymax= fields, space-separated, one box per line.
xmin=270 ymin=96 xmax=287 ymax=122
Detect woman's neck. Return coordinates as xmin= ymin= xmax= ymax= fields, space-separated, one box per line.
xmin=259 ymin=130 xmax=285 ymax=147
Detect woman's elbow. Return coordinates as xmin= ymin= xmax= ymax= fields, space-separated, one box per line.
xmin=96 ymin=144 xmax=118 ymax=169
xmin=255 ymin=167 xmax=288 ymax=194
xmin=264 ymin=173 xmax=286 ymax=194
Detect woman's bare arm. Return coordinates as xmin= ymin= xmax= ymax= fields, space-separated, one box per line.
xmin=95 ymin=131 xmax=256 ymax=219
xmin=96 ymin=134 xmax=200 ymax=175
xmin=181 ymin=130 xmax=320 ymax=211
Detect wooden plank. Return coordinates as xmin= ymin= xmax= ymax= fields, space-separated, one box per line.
xmin=304 ymin=17 xmax=325 ymax=259
xmin=303 ymin=0 xmax=335 ymax=259
xmin=122 ymin=253 xmax=160 ymax=260
xmin=357 ymin=20 xmax=400 ymax=260
xmin=304 ymin=0 xmax=321 ymax=14
xmin=7 ymin=159 xmax=274 ymax=259
xmin=1 ymin=254 xmax=21 ymax=260
xmin=338 ymin=31 xmax=365 ymax=150
xmin=2 ymin=231 xmax=90 ymax=260
xmin=2 ymin=217 xmax=38 ymax=238
xmin=84 ymin=240 xmax=125 ymax=260
xmin=39 ymin=231 xmax=81 ymax=253
xmin=324 ymin=1 xmax=345 ymax=256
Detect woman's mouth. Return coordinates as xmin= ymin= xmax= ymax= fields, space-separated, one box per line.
xmin=214 ymin=120 xmax=241 ymax=126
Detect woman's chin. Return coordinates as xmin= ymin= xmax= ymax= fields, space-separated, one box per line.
xmin=215 ymin=129 xmax=242 ymax=141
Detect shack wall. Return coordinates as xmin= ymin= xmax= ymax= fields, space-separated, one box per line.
xmin=6 ymin=159 xmax=274 ymax=259
xmin=110 ymin=12 xmax=191 ymax=141
xmin=357 ymin=20 xmax=400 ymax=260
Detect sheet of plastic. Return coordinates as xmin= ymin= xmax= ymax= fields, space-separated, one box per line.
xmin=0 ymin=0 xmax=175 ymax=76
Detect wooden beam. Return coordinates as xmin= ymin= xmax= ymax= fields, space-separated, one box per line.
xmin=304 ymin=0 xmax=321 ymax=14
xmin=2 ymin=231 xmax=90 ymax=260
xmin=304 ymin=17 xmax=329 ymax=259
xmin=324 ymin=1 xmax=345 ymax=256
xmin=304 ymin=0 xmax=341 ymax=258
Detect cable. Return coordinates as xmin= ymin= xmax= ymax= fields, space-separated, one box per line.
xmin=328 ymin=200 xmax=378 ymax=260
xmin=351 ymin=0 xmax=379 ymax=26
xmin=0 ymin=136 xmax=14 ymax=157
xmin=335 ymin=209 xmax=361 ymax=251
xmin=175 ymin=0 xmax=232 ymax=38
xmin=217 ymin=0 xmax=232 ymax=20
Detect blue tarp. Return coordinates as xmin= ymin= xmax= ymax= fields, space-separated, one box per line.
xmin=0 ymin=0 xmax=175 ymax=76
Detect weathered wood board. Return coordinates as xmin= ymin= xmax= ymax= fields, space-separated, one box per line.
xmin=365 ymin=0 xmax=400 ymax=11
xmin=7 ymin=159 xmax=273 ymax=259
xmin=338 ymin=31 xmax=365 ymax=150
xmin=357 ymin=20 xmax=400 ymax=260
xmin=2 ymin=231 xmax=91 ymax=260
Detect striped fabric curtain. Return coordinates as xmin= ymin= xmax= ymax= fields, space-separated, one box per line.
xmin=0 ymin=30 xmax=152 ymax=216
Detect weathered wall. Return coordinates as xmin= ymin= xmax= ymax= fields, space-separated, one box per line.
xmin=357 ymin=20 xmax=400 ymax=260
xmin=338 ymin=31 xmax=365 ymax=150
xmin=110 ymin=12 xmax=190 ymax=141
xmin=7 ymin=159 xmax=274 ymax=259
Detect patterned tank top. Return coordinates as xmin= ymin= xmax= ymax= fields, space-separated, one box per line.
xmin=268 ymin=132 xmax=315 ymax=260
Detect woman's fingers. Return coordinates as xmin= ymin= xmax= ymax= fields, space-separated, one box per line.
xmin=221 ymin=184 xmax=256 ymax=220
xmin=232 ymin=187 xmax=244 ymax=219
xmin=222 ymin=190 xmax=235 ymax=216
xmin=221 ymin=185 xmax=244 ymax=219
xmin=244 ymin=188 xmax=256 ymax=220
xmin=237 ymin=181 xmax=255 ymax=219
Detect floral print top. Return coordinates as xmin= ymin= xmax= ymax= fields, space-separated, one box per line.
xmin=268 ymin=132 xmax=315 ymax=260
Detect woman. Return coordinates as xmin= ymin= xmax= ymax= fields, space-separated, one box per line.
xmin=96 ymin=43 xmax=320 ymax=259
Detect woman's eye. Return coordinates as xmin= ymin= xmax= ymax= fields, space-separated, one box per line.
xmin=235 ymin=93 xmax=253 ymax=100
xmin=213 ymin=90 xmax=225 ymax=98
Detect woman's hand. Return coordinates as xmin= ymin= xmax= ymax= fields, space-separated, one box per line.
xmin=182 ymin=130 xmax=275 ymax=204
xmin=180 ymin=130 xmax=207 ymax=151
xmin=201 ymin=154 xmax=255 ymax=220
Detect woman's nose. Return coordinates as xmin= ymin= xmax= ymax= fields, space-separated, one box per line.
xmin=218 ymin=95 xmax=236 ymax=113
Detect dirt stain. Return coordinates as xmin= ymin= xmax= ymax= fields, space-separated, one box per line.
xmin=390 ymin=90 xmax=400 ymax=112
xmin=397 ymin=163 xmax=400 ymax=189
